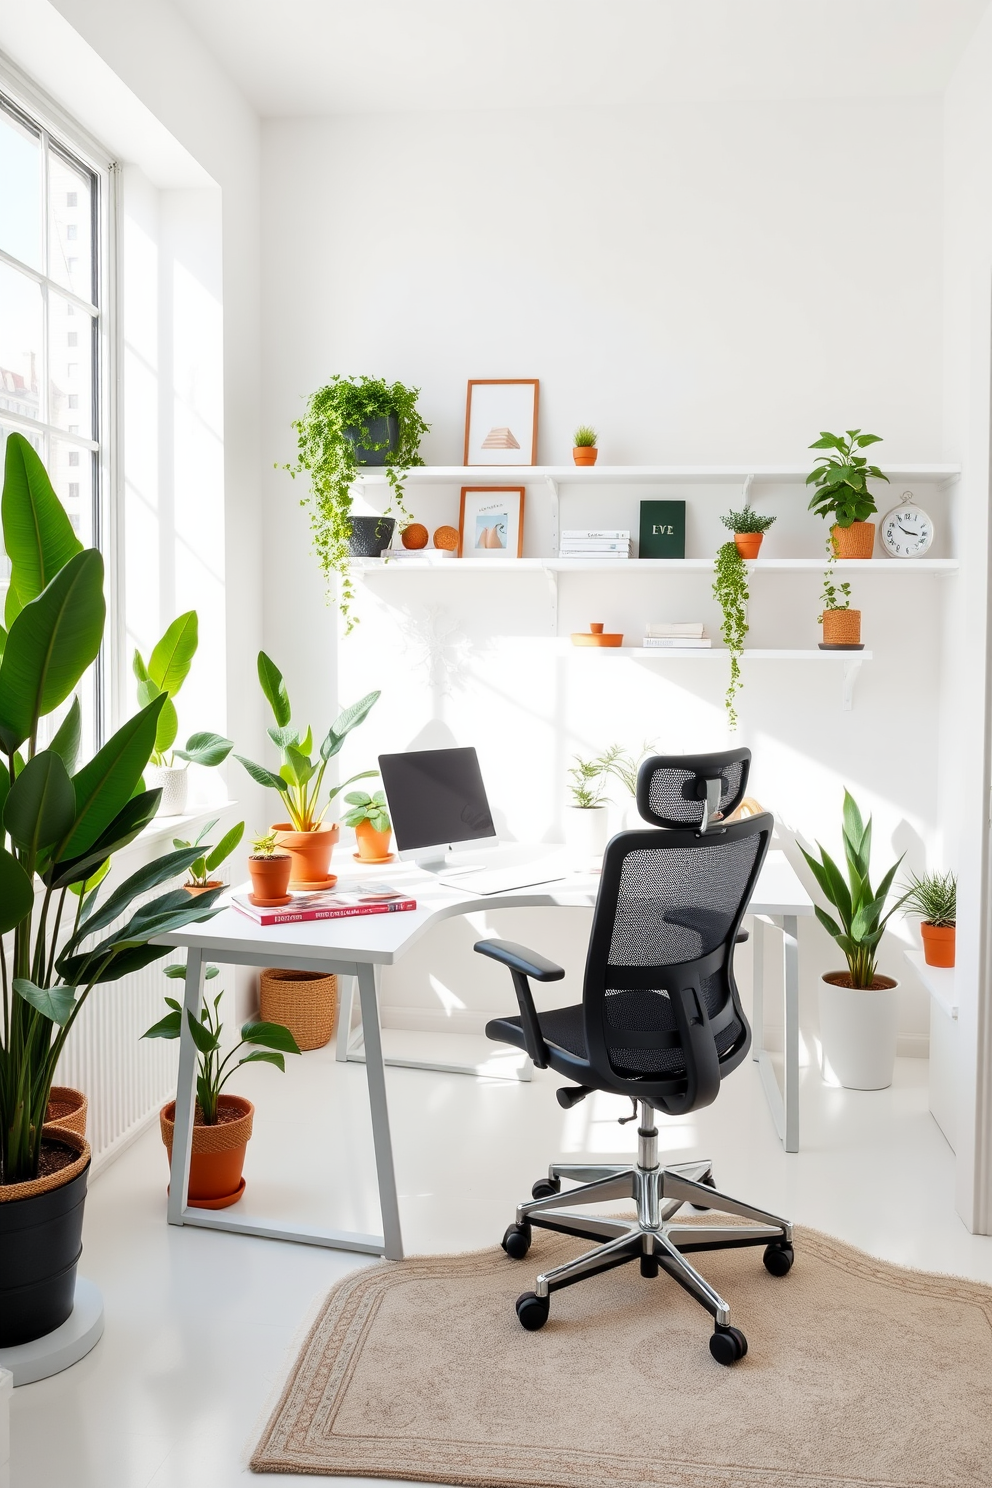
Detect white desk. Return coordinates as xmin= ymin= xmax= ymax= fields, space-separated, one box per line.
xmin=155 ymin=849 xmax=811 ymax=1260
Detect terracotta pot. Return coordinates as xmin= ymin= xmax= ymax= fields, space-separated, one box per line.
xmin=45 ymin=1085 xmax=88 ymax=1138
xmin=272 ymin=821 xmax=340 ymax=886
xmin=921 ymin=922 xmax=956 ymax=968
xmin=355 ymin=821 xmax=393 ymax=861
xmin=822 ymin=608 xmax=862 ymax=646
xmin=160 ymin=1095 xmax=253 ymax=1208
xmin=248 ymin=853 xmax=292 ymax=904
xmin=184 ymin=879 xmax=223 ymax=897
xmin=734 ymin=532 xmax=763 ymax=559
xmin=830 ymin=520 xmax=875 ymax=559
xmin=573 ymin=446 xmax=598 ymax=466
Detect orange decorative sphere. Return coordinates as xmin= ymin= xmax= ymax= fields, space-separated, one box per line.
xmin=433 ymin=525 xmax=460 ymax=551
xmin=401 ymin=523 xmax=429 ymax=550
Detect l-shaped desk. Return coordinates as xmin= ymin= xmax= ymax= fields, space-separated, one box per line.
xmin=157 ymin=849 xmax=812 ymax=1261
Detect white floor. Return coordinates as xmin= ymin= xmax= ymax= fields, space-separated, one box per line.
xmin=9 ymin=1044 xmax=992 ymax=1487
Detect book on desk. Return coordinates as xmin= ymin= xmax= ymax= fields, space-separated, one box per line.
xmin=232 ymin=888 xmax=417 ymax=928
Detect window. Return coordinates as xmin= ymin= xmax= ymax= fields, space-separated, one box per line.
xmin=0 ymin=81 xmax=115 ymax=753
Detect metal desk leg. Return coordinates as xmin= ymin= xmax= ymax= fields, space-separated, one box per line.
xmin=356 ymin=962 xmax=404 ymax=1260
xmin=751 ymin=914 xmax=765 ymax=1060
xmin=167 ymin=949 xmax=205 ymax=1226
xmin=782 ymin=915 xmax=799 ymax=1153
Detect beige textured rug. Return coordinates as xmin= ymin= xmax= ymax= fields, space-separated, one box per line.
xmin=252 ymin=1226 xmax=992 ymax=1485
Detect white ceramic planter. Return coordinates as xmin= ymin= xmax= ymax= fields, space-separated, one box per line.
xmin=818 ymin=973 xmax=898 ymax=1090
xmin=145 ymin=763 xmax=189 ymax=818
xmin=564 ymin=806 xmax=611 ymax=871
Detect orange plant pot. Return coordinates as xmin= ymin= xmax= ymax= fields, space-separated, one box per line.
xmin=830 ymin=521 xmax=875 ymax=559
xmin=161 ymin=1095 xmax=253 ymax=1208
xmin=184 ymin=879 xmax=223 ymax=897
xmin=821 ymin=608 xmax=862 ymax=646
xmin=272 ymin=821 xmax=339 ymax=887
xmin=734 ymin=532 xmax=763 ymax=560
xmin=247 ymin=853 xmax=292 ymax=904
xmin=921 ymin=922 xmax=956 ymax=968
xmin=572 ymin=446 xmax=598 ymax=466
xmin=45 ymin=1085 xmax=88 ymax=1138
xmin=355 ymin=821 xmax=393 ymax=861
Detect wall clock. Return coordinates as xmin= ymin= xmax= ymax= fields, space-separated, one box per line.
xmin=880 ymin=496 xmax=933 ymax=558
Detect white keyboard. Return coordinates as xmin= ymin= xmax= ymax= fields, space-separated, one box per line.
xmin=437 ymin=863 xmax=567 ymax=896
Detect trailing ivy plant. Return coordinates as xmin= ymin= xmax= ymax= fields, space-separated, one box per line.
xmin=282 ymin=376 xmax=430 ymax=631
xmin=820 ymin=535 xmax=852 ymax=619
xmin=713 ymin=542 xmax=749 ymax=730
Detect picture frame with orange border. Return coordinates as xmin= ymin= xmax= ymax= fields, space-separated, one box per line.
xmin=464 ymin=379 xmax=539 ymax=465
xmin=458 ymin=487 xmax=525 ymax=558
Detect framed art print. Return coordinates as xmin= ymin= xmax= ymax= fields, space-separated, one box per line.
xmin=458 ymin=487 xmax=525 ymax=558
xmin=464 ymin=379 xmax=539 ymax=465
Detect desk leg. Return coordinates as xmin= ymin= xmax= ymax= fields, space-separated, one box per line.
xmin=167 ymin=949 xmax=204 ymax=1226
xmin=356 ymin=962 xmax=404 ymax=1260
xmin=335 ymin=975 xmax=356 ymax=1063
xmin=751 ymin=915 xmax=765 ymax=1060
xmin=782 ymin=915 xmax=799 ymax=1154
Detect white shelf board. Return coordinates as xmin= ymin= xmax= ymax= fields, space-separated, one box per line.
xmin=351 ymin=462 xmax=960 ymax=486
xmin=355 ymin=557 xmax=958 ymax=573
xmin=905 ymin=948 xmax=958 ymax=1018
xmin=571 ymin=647 xmax=873 ymax=660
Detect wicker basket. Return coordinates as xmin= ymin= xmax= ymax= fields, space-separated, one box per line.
xmin=260 ymin=968 xmax=338 ymax=1050
xmin=45 ymin=1085 xmax=88 ymax=1138
xmin=822 ymin=608 xmax=862 ymax=646
xmin=830 ymin=521 xmax=875 ymax=559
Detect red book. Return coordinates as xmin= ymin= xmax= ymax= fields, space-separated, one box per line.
xmin=231 ymin=890 xmax=417 ymax=927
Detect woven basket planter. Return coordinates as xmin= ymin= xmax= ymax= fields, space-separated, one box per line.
xmin=45 ymin=1085 xmax=88 ymax=1138
xmin=260 ymin=967 xmax=338 ymax=1051
xmin=822 ymin=608 xmax=861 ymax=646
xmin=830 ymin=521 xmax=875 ymax=559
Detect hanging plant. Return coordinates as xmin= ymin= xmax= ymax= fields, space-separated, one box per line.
xmin=281 ymin=376 xmax=430 ymax=631
xmin=713 ymin=541 xmax=749 ymax=730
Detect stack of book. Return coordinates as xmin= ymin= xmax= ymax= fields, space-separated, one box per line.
xmin=559 ymin=529 xmax=631 ymax=559
xmin=642 ymin=622 xmax=712 ymax=649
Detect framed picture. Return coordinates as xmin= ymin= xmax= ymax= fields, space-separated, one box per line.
xmin=464 ymin=379 xmax=539 ymax=465
xmin=458 ymin=487 xmax=525 ymax=558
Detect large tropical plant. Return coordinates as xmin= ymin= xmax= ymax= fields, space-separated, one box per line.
xmin=0 ymin=434 xmax=221 ymax=1186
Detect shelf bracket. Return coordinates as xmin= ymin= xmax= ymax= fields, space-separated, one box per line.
xmin=842 ymin=657 xmax=864 ymax=712
xmin=545 ymin=476 xmax=560 ymax=556
xmin=741 ymin=473 xmax=754 ymax=505
xmin=541 ymin=565 xmax=558 ymax=637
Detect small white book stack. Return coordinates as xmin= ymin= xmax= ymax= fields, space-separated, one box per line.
xmin=642 ymin=622 xmax=712 ymax=648
xmin=559 ymin=529 xmax=631 ymax=559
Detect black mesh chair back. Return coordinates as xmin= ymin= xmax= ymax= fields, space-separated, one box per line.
xmin=635 ymin=749 xmax=750 ymax=830
xmin=580 ymin=813 xmax=772 ymax=1115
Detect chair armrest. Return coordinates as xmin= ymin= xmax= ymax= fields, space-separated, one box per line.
xmin=474 ymin=939 xmax=565 ymax=982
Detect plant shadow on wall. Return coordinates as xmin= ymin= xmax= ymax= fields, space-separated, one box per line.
xmin=399 ymin=604 xmax=473 ymax=701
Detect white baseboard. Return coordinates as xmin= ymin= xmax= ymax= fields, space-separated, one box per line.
xmin=89 ymin=1103 xmax=164 ymax=1180
xmin=380 ymin=1006 xmax=495 ymax=1036
xmin=897 ymin=1035 xmax=929 ymax=1059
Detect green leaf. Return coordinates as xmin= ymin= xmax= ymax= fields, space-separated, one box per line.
xmin=154 ymin=697 xmax=179 ymax=757
xmin=205 ymin=820 xmax=244 ymax=873
xmin=0 ymin=549 xmax=105 ymax=752
xmin=47 ymin=788 xmax=162 ymax=890
xmin=320 ymin=690 xmax=380 ymax=760
xmin=236 ymin=1049 xmax=285 ymax=1073
xmin=267 ymin=724 xmax=299 ymax=751
xmin=234 ymin=754 xmax=289 ymax=794
xmin=133 ymin=649 xmax=150 ymax=684
xmin=142 ymin=1010 xmax=181 ymax=1040
xmin=50 ymin=697 xmax=82 ymax=774
xmin=257 ymin=651 xmax=291 ymax=727
xmin=68 ymin=859 xmax=110 ymax=901
xmin=61 ymin=694 xmax=166 ymax=860
xmin=325 ymin=769 xmax=378 ymax=802
xmin=344 ymin=791 xmax=373 ymax=807
xmin=241 ymin=1019 xmax=301 ymax=1054
xmin=61 ymin=942 xmax=169 ymax=986
xmin=813 ymin=904 xmax=844 ymax=943
xmin=816 ymin=848 xmax=853 ymax=927
xmin=4 ymin=750 xmax=75 ymax=855
xmin=148 ymin=611 xmax=198 ymax=696
xmin=13 ymin=978 xmax=78 ymax=1025
xmin=77 ymin=846 xmax=209 ymax=939
xmin=163 ymin=963 xmax=187 ymax=979
xmin=0 ymin=847 xmax=34 ymax=932
xmin=282 ymin=745 xmax=315 ymax=788
xmin=136 ymin=677 xmax=161 ymax=710
xmin=186 ymin=1007 xmax=218 ymax=1054
xmin=2 ymin=432 xmax=83 ymax=628
xmin=174 ymin=731 xmax=233 ymax=767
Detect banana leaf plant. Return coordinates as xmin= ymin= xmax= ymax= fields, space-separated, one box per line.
xmin=133 ymin=611 xmax=233 ymax=769
xmin=0 ymin=434 xmax=223 ymax=1186
xmin=235 ymin=652 xmax=380 ymax=832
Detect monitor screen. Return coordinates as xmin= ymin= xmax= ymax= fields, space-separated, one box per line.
xmin=378 ymin=747 xmax=497 ymax=854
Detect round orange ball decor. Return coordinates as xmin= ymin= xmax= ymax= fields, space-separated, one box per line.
xmin=401 ymin=523 xmax=428 ymax=550
xmin=433 ymin=525 xmax=460 ymax=552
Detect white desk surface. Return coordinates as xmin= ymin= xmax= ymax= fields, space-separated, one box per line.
xmin=156 ymin=848 xmax=812 ymax=967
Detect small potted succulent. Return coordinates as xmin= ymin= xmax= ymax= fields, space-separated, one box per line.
xmin=564 ymin=754 xmax=611 ymax=868
xmin=344 ymin=788 xmax=394 ymax=861
xmin=572 ymin=425 xmax=598 ymax=466
xmin=806 ymin=428 xmax=888 ymax=558
xmin=175 ymin=819 xmax=245 ymax=896
xmin=901 ymin=869 xmax=956 ymax=968
xmin=720 ymin=501 xmax=775 ymax=560
xmin=819 ymin=564 xmax=861 ymax=647
xmin=248 ymin=830 xmax=293 ymax=905
xmin=146 ymin=968 xmax=300 ymax=1208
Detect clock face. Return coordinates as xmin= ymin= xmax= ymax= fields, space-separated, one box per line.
xmin=881 ymin=504 xmax=933 ymax=558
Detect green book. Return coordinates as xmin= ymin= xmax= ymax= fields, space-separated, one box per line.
xmin=638 ymin=500 xmax=686 ymax=559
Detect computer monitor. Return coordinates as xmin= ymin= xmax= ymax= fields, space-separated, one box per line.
xmin=378 ymin=747 xmax=498 ymax=868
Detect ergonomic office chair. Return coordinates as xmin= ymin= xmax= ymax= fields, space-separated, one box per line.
xmin=477 ymin=749 xmax=793 ymax=1365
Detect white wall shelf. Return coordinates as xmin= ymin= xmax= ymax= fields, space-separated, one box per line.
xmin=904 ymin=949 xmax=958 ymax=1019
xmin=355 ymin=556 xmax=958 ymax=573
xmin=352 ymin=462 xmax=961 ymax=489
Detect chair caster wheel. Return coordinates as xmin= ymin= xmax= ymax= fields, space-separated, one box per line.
xmin=531 ymin=1177 xmax=561 ymax=1200
xmin=502 ymin=1222 xmax=532 ymax=1259
xmin=763 ymin=1241 xmax=794 ymax=1276
xmin=709 ymin=1325 xmax=748 ymax=1365
xmin=516 ymin=1291 xmax=550 ymax=1331
xmin=689 ymin=1172 xmax=716 ymax=1212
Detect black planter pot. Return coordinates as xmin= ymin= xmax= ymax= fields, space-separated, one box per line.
xmin=348 ymin=515 xmax=396 ymax=557
xmin=342 ymin=414 xmax=399 ymax=467
xmin=0 ymin=1152 xmax=90 ymax=1346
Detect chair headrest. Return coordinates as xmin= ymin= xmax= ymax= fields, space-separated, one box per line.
xmin=635 ymin=749 xmax=751 ymax=830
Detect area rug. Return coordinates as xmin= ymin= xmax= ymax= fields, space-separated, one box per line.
xmin=251 ymin=1225 xmax=992 ymax=1485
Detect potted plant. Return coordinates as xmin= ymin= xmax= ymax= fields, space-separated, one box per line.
xmin=565 ymin=754 xmax=611 ymax=868
xmin=806 ymin=428 xmax=888 ymax=559
xmin=573 ymin=425 xmax=598 ymax=466
xmin=594 ymin=741 xmax=655 ymax=828
xmin=344 ymin=789 xmax=394 ymax=861
xmin=281 ymin=375 xmax=430 ymax=630
xmin=134 ymin=611 xmax=234 ymax=817
xmin=819 ymin=553 xmax=861 ymax=647
xmin=145 ymin=969 xmax=300 ymax=1208
xmin=720 ymin=501 xmax=775 ymax=561
xmin=174 ymin=818 xmax=245 ymax=896
xmin=247 ymin=830 xmax=293 ymax=905
xmin=712 ymin=541 xmax=749 ymax=729
xmin=801 ymin=790 xmax=908 ymax=1089
xmin=0 ymin=433 xmax=221 ymax=1347
xmin=235 ymin=653 xmax=380 ymax=887
xmin=901 ymin=869 xmax=956 ymax=968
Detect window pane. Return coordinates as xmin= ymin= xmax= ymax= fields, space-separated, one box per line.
xmin=49 ymin=293 xmax=93 ymax=437
xmin=0 ymin=103 xmax=42 ymax=270
xmin=49 ymin=436 xmax=95 ymax=545
xmin=48 ymin=149 xmax=93 ymax=302
xmin=0 ymin=262 xmax=43 ymax=424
